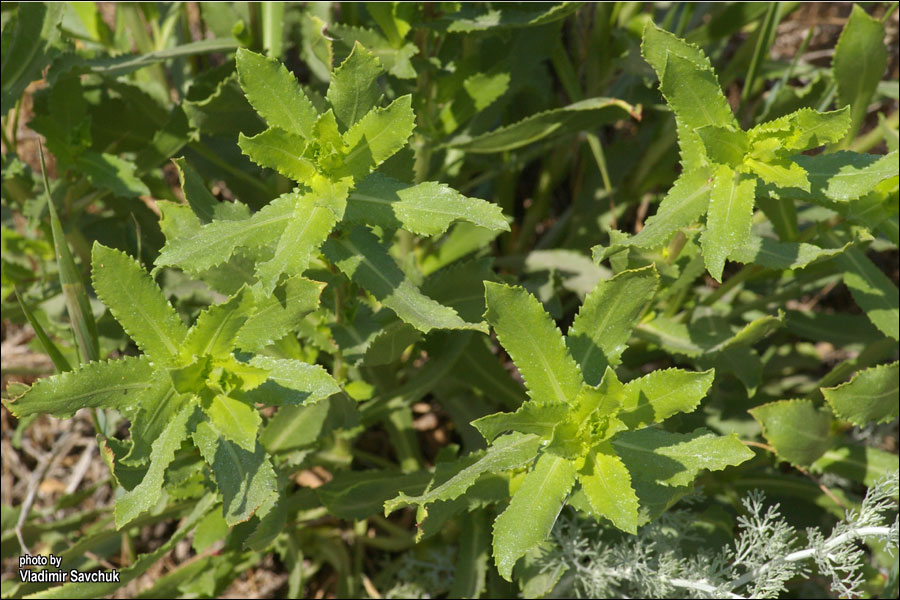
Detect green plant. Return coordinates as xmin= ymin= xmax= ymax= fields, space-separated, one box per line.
xmin=2 ymin=2 xmax=897 ymax=599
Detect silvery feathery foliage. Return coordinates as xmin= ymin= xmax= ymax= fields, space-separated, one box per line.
xmin=541 ymin=471 xmax=899 ymax=599
xmin=382 ymin=545 xmax=456 ymax=599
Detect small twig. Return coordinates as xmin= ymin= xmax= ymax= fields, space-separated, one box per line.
xmin=361 ymin=574 xmax=382 ymax=599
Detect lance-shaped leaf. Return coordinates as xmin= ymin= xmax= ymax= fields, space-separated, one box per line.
xmin=833 ymin=5 xmax=888 ymax=144
xmin=192 ymin=420 xmax=279 ymax=526
xmin=324 ymin=226 xmax=484 ymax=333
xmin=637 ymin=312 xmax=783 ymax=357
xmin=641 ymin=21 xmax=713 ymax=76
xmin=445 ymin=97 xmax=639 ymax=154
xmin=173 ymin=157 xmax=250 ymax=224
xmin=492 ymin=453 xmax=576 ymax=580
xmin=749 ymin=399 xmax=831 ymax=467
xmin=750 ymin=106 xmax=851 ymax=152
xmin=745 ymin=157 xmax=809 ymax=191
xmin=243 ymin=355 xmax=341 ymax=406
xmin=326 ymin=42 xmax=384 ymax=130
xmin=182 ymin=287 xmax=254 ymax=360
xmin=473 ymin=404 xmax=569 ymax=442
xmin=236 ymin=48 xmax=318 ymax=139
xmin=5 ymin=355 xmax=154 ymax=419
xmin=255 ymin=180 xmax=349 ymax=293
xmin=729 ymin=236 xmax=847 ymax=270
xmin=697 ymin=125 xmax=748 ymax=167
xmin=203 ymin=394 xmax=261 ymax=451
xmin=121 ymin=370 xmax=187 ymax=466
xmin=592 ymin=167 xmax=713 ymax=261
xmin=384 ymin=433 xmax=542 ymax=515
xmin=484 ymin=281 xmax=583 ymax=405
xmin=823 ymin=361 xmax=899 ymax=426
xmin=834 ymin=245 xmax=900 ymax=341
xmin=437 ymin=2 xmax=582 ymax=32
xmin=236 ymin=277 xmax=324 ymax=352
xmin=700 ymin=165 xmax=757 ymax=281
xmin=616 ymin=368 xmax=715 ymax=430
xmin=792 ymin=151 xmax=899 ymax=203
xmin=577 ymin=442 xmax=640 ymax=534
xmin=238 ymin=128 xmax=317 ymax=183
xmin=344 ymin=173 xmax=509 ymax=236
xmin=156 ymin=191 xmax=298 ymax=272
xmin=566 ymin=266 xmax=659 ymax=385
xmin=321 ymin=470 xmax=432 ymax=521
xmin=115 ymin=402 xmax=195 ymax=528
xmin=448 ymin=509 xmax=491 ymax=599
xmin=612 ymin=428 xmax=753 ymax=487
xmin=337 ymin=94 xmax=415 ymax=180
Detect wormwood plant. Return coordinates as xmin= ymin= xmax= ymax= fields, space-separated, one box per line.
xmin=1 ymin=2 xmax=898 ymax=599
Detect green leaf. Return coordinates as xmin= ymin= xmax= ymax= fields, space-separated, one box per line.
xmin=472 ymin=404 xmax=568 ymax=442
xmin=321 ymin=470 xmax=432 ymax=520
xmin=192 ymin=420 xmax=279 ymax=526
xmin=236 ymin=277 xmax=324 ymax=352
xmin=484 ymin=281 xmax=583 ymax=405
xmin=344 ymin=173 xmax=509 ymax=236
xmin=5 ymin=356 xmax=154 ymax=419
xmin=700 ymin=165 xmax=757 ymax=281
xmin=745 ymin=157 xmax=810 ymax=191
xmin=792 ymin=150 xmax=899 ymax=203
xmin=182 ymin=287 xmax=254 ymax=360
xmin=203 ymin=394 xmax=261 ymax=451
xmin=617 ymin=368 xmax=715 ymax=430
xmin=697 ymin=125 xmax=748 ymax=167
xmin=1 ymin=3 xmax=64 ymax=113
xmin=492 ymin=453 xmax=576 ymax=581
xmin=235 ymin=48 xmax=319 ymax=139
xmin=448 ymin=510 xmax=491 ymax=599
xmin=751 ymin=107 xmax=851 ymax=152
xmin=612 ymin=428 xmax=753 ymax=487
xmin=811 ymin=443 xmax=900 ymax=488
xmin=445 ymin=97 xmax=638 ymax=154
xmin=384 ymin=433 xmax=542 ymax=515
xmin=834 ymin=245 xmax=900 ymax=341
xmin=244 ymin=355 xmax=341 ymax=406
xmin=92 ymin=243 xmax=188 ymax=364
xmin=173 ymin=157 xmax=250 ymax=224
xmin=115 ymin=402 xmax=195 ymax=528
xmin=823 ymin=361 xmax=899 ymax=426
xmin=438 ymin=2 xmax=583 ymax=32
xmin=323 ymin=225 xmax=484 ymax=333
xmin=566 ymin=266 xmax=659 ymax=385
xmin=593 ymin=167 xmax=714 ymax=260
xmin=326 ymin=42 xmax=384 ymax=130
xmin=833 ymin=5 xmax=888 ymax=144
xmin=641 ymin=22 xmax=713 ymax=77
xmin=637 ymin=312 xmax=783 ymax=357
xmin=337 ymin=94 xmax=415 ymax=180
xmin=156 ymin=191 xmax=297 ymax=272
xmin=120 ymin=371 xmax=186 ymax=466
xmin=14 ymin=290 xmax=71 ymax=373
xmin=749 ymin=399 xmax=832 ymax=466
xmin=238 ymin=128 xmax=317 ymax=183
xmin=577 ymin=442 xmax=640 ymax=534
xmin=729 ymin=236 xmax=846 ymax=270
xmin=73 ymin=151 xmax=150 ymax=198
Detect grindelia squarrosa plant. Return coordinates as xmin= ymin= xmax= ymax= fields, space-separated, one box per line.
xmin=1 ymin=2 xmax=897 ymax=599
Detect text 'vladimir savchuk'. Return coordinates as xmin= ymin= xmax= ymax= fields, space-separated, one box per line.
xmin=18 ymin=554 xmax=120 ymax=583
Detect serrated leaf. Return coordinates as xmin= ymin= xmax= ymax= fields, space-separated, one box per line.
xmin=5 ymin=356 xmax=154 ymax=419
xmin=238 ymin=128 xmax=317 ymax=183
xmin=833 ymin=5 xmax=888 ymax=144
xmin=697 ymin=125 xmax=748 ymax=167
xmin=182 ymin=287 xmax=254 ymax=360
xmin=337 ymin=94 xmax=415 ymax=180
xmin=749 ymin=399 xmax=832 ymax=466
xmin=115 ymin=402 xmax=195 ymax=528
xmin=492 ymin=453 xmax=576 ymax=581
xmin=344 ymin=173 xmax=509 ymax=236
xmin=577 ymin=442 xmax=640 ymax=534
xmin=792 ymin=150 xmax=899 ymax=203
xmin=752 ymin=107 xmax=851 ymax=152
xmin=92 ymin=243 xmax=187 ymax=364
xmin=745 ymin=157 xmax=810 ymax=191
xmin=637 ymin=312 xmax=782 ymax=357
xmin=729 ymin=236 xmax=847 ymax=270
xmin=235 ymin=48 xmax=318 ymax=139
xmin=566 ymin=266 xmax=659 ymax=385
xmin=700 ymin=165 xmax=757 ymax=281
xmin=484 ymin=281 xmax=583 ymax=405
xmin=156 ymin=191 xmax=298 ymax=272
xmin=203 ymin=394 xmax=261 ymax=451
xmin=473 ymin=404 xmax=568 ymax=442
xmin=445 ymin=97 xmax=638 ymax=154
xmin=384 ymin=433 xmax=542 ymax=515
xmin=326 ymin=42 xmax=384 ymax=130
xmin=244 ymin=355 xmax=341 ymax=406
xmin=192 ymin=420 xmax=278 ymax=526
xmin=236 ymin=277 xmax=323 ymax=352
xmin=641 ymin=22 xmax=713 ymax=77
xmin=612 ymin=428 xmax=753 ymax=487
xmin=324 ymin=225 xmax=484 ymax=333
xmin=835 ymin=245 xmax=900 ymax=341
xmin=438 ymin=2 xmax=583 ymax=32
xmin=321 ymin=469 xmax=432 ymax=520
xmin=823 ymin=361 xmax=899 ymax=426
xmin=121 ymin=370 xmax=187 ymax=466
xmin=593 ymin=167 xmax=713 ymax=260
xmin=617 ymin=368 xmax=715 ymax=430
